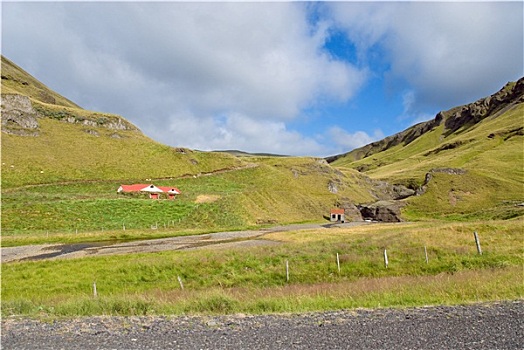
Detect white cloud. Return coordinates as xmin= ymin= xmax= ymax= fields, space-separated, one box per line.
xmin=328 ymin=2 xmax=524 ymax=113
xmin=156 ymin=112 xmax=328 ymax=156
xmin=2 ymin=2 xmax=368 ymax=156
xmin=327 ymin=126 xmax=384 ymax=152
xmin=396 ymin=90 xmax=437 ymax=128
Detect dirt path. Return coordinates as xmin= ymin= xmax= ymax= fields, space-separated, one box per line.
xmin=2 ymin=163 xmax=259 ymax=193
xmin=1 ymin=222 xmax=368 ymax=263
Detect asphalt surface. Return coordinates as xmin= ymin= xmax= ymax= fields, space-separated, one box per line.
xmin=2 ymin=301 xmax=522 ymax=349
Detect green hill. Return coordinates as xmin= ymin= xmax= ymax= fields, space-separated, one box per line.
xmin=2 ymin=54 xmax=522 ymax=238
xmin=1 ymin=55 xmax=247 ymax=188
xmin=1 ymin=55 xmax=377 ymax=236
xmin=329 ymin=78 xmax=524 ymax=220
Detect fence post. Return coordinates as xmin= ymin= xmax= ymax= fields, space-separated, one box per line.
xmin=474 ymin=231 xmax=482 ymax=255
xmin=424 ymin=246 xmax=429 ymax=264
xmin=177 ymin=276 xmax=184 ymax=290
xmin=336 ymin=253 xmax=341 ymax=273
xmin=384 ymin=249 xmax=389 ymax=268
xmin=93 ymin=281 xmax=98 ymax=297
xmin=286 ymin=260 xmax=289 ymax=282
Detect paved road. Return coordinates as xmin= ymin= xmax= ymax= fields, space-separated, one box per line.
xmin=2 ymin=301 xmax=522 ymax=349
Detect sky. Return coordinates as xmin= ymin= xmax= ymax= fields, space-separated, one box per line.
xmin=2 ymin=1 xmax=523 ymax=157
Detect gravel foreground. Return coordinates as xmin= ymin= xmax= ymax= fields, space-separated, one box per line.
xmin=2 ymin=301 xmax=523 ymax=350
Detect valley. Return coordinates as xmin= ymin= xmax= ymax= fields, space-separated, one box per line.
xmin=1 ymin=55 xmax=522 ymax=319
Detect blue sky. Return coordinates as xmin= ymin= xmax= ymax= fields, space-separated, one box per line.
xmin=2 ymin=1 xmax=523 ymax=157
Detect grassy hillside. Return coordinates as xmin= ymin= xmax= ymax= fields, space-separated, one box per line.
xmin=331 ymin=80 xmax=524 ymax=221
xmin=1 ymin=55 xmax=380 ymax=236
xmin=2 ymin=156 xmax=377 ymax=239
xmin=1 ymin=56 xmax=80 ymax=108
xmin=1 ymin=116 xmax=247 ymax=188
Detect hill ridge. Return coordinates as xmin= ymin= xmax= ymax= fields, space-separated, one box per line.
xmin=327 ymin=77 xmax=524 ymax=163
xmin=1 ymin=56 xmax=81 ymax=108
xmin=0 ymin=55 xmax=250 ymax=188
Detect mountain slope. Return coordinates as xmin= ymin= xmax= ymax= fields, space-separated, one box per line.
xmin=1 ymin=56 xmax=247 ymax=188
xmin=1 ymin=56 xmax=81 ymax=108
xmin=329 ymin=78 xmax=523 ymax=168
xmin=329 ymin=78 xmax=524 ymax=220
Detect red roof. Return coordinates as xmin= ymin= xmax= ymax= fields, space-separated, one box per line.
xmin=330 ymin=208 xmax=345 ymax=214
xmin=119 ymin=184 xmax=152 ymax=192
xmin=158 ymin=186 xmax=181 ymax=194
xmin=118 ymin=184 xmax=181 ymax=194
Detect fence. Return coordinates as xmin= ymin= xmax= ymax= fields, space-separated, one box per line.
xmin=83 ymin=231 xmax=486 ymax=297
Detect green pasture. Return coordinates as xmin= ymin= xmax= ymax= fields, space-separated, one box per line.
xmin=403 ymin=171 xmax=524 ymax=221
xmin=2 ymin=220 xmax=522 ymax=317
xmin=2 ymin=157 xmax=372 ymax=244
xmin=1 ymin=177 xmax=246 ymax=243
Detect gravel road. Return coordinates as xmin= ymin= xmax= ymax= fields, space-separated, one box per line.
xmin=1 ymin=222 xmax=370 ymax=263
xmin=2 ymin=301 xmax=522 ymax=349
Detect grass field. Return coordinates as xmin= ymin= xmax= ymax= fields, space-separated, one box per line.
xmin=1 ymin=155 xmax=378 ymax=245
xmin=2 ymin=220 xmax=522 ymax=317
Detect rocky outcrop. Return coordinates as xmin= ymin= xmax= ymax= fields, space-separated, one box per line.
xmin=358 ymin=200 xmax=406 ymax=222
xmin=1 ymin=93 xmax=140 ymax=135
xmin=1 ymin=94 xmax=39 ymax=136
xmin=360 ymin=176 xmax=416 ymax=201
xmin=416 ymin=168 xmax=467 ymax=195
xmin=444 ymin=78 xmax=524 ymax=135
xmin=34 ymin=106 xmax=139 ymax=132
xmin=333 ymin=175 xmax=415 ymax=222
xmin=328 ymin=179 xmax=342 ymax=194
xmin=424 ymin=139 xmax=473 ymax=156
xmin=334 ymin=199 xmax=364 ymax=221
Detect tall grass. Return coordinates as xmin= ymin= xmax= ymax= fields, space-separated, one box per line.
xmin=2 ymin=220 xmax=522 ymax=317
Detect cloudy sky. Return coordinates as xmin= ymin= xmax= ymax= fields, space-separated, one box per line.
xmin=2 ymin=1 xmax=523 ymax=156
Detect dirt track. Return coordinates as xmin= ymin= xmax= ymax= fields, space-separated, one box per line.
xmin=2 ymin=301 xmax=522 ymax=349
xmin=1 ymin=222 xmax=368 ymax=263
